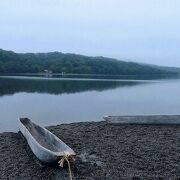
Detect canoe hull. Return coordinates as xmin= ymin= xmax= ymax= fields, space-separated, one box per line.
xmin=19 ymin=118 xmax=76 ymax=164
xmin=104 ymin=115 xmax=180 ymax=125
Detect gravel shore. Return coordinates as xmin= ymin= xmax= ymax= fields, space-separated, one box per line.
xmin=0 ymin=121 xmax=180 ymax=179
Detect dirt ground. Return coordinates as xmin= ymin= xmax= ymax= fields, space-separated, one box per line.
xmin=0 ymin=121 xmax=180 ymax=179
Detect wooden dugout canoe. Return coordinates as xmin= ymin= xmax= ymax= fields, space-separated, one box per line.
xmin=19 ymin=118 xmax=76 ymax=164
xmin=104 ymin=115 xmax=180 ymax=125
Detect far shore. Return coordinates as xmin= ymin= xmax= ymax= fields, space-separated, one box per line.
xmin=1 ymin=72 xmax=180 ymax=77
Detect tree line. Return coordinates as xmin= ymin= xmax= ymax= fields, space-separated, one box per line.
xmin=0 ymin=49 xmax=178 ymax=75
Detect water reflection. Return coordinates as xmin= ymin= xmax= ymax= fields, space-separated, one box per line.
xmin=0 ymin=77 xmax=146 ymax=96
xmin=0 ymin=75 xmax=180 ymax=132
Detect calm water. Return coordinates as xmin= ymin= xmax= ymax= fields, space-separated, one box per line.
xmin=0 ymin=75 xmax=180 ymax=132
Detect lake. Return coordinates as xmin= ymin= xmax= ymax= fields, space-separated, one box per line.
xmin=0 ymin=75 xmax=180 ymax=132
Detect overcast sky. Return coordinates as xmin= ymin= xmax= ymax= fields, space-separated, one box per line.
xmin=0 ymin=0 xmax=180 ymax=67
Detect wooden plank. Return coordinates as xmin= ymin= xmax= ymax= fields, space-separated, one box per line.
xmin=103 ymin=115 xmax=180 ymax=124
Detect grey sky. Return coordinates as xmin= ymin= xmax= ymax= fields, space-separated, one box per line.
xmin=0 ymin=0 xmax=180 ymax=66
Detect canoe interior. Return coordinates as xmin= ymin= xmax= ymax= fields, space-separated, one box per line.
xmin=20 ymin=118 xmax=66 ymax=152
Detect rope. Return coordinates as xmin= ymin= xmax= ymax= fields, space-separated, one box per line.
xmin=58 ymin=153 xmax=73 ymax=180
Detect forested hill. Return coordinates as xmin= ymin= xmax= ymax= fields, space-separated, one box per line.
xmin=0 ymin=49 xmax=179 ymax=75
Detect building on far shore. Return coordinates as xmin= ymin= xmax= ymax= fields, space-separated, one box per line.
xmin=44 ymin=69 xmax=53 ymax=77
xmin=44 ymin=69 xmax=53 ymax=74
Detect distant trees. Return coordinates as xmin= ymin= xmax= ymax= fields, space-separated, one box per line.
xmin=0 ymin=49 xmax=178 ymax=75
